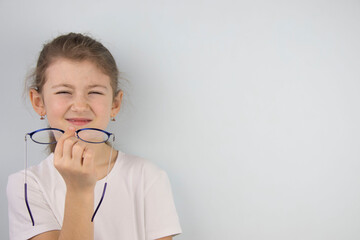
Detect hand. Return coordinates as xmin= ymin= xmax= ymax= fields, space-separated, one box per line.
xmin=54 ymin=127 xmax=97 ymax=193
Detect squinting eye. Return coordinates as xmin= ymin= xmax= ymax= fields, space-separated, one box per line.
xmin=56 ymin=91 xmax=71 ymax=95
xmin=89 ymin=91 xmax=104 ymax=95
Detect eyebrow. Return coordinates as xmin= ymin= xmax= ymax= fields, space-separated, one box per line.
xmin=51 ymin=84 xmax=73 ymax=89
xmin=51 ymin=84 xmax=108 ymax=90
xmin=87 ymin=84 xmax=108 ymax=90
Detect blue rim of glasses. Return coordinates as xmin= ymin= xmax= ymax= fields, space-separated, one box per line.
xmin=27 ymin=127 xmax=114 ymax=144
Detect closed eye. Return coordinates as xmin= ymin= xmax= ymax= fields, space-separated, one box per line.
xmin=56 ymin=91 xmax=71 ymax=94
xmin=89 ymin=91 xmax=104 ymax=95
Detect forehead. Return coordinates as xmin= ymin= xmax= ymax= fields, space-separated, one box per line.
xmin=44 ymin=58 xmax=111 ymax=87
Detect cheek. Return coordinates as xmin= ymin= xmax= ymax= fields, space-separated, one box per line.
xmin=89 ymin=95 xmax=112 ymax=109
xmin=93 ymin=99 xmax=113 ymax=116
xmin=44 ymin=98 xmax=69 ymax=118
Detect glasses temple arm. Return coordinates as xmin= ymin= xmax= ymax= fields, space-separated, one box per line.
xmin=24 ymin=183 xmax=35 ymax=226
xmin=24 ymin=134 xmax=35 ymax=226
xmin=91 ymin=182 xmax=107 ymax=222
xmin=91 ymin=136 xmax=114 ymax=222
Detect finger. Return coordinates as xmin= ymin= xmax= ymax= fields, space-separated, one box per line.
xmin=82 ymin=148 xmax=95 ymax=170
xmin=72 ymin=141 xmax=87 ymax=167
xmin=54 ymin=127 xmax=76 ymax=158
xmin=62 ymin=137 xmax=78 ymax=161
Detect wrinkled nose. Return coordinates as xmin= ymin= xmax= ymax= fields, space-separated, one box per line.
xmin=71 ymin=95 xmax=89 ymax=112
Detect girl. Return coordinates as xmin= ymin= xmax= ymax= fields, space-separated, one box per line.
xmin=7 ymin=33 xmax=182 ymax=240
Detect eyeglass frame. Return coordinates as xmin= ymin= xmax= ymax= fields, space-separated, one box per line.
xmin=24 ymin=127 xmax=115 ymax=226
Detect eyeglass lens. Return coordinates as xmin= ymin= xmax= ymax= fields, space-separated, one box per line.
xmin=77 ymin=129 xmax=110 ymax=143
xmin=30 ymin=129 xmax=63 ymax=144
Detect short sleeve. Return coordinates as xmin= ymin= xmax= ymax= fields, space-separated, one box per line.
xmin=144 ymin=171 xmax=182 ymax=240
xmin=7 ymin=172 xmax=61 ymax=240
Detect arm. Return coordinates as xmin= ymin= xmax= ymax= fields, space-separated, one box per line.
xmin=30 ymin=189 xmax=94 ymax=240
xmin=156 ymin=237 xmax=173 ymax=240
xmin=30 ymin=231 xmax=175 ymax=239
xmin=30 ymin=231 xmax=59 ymax=240
xmin=31 ymin=127 xmax=97 ymax=240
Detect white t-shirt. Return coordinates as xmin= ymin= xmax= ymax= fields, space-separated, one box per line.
xmin=7 ymin=151 xmax=182 ymax=240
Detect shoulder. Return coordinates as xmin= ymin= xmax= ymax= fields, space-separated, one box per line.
xmin=7 ymin=154 xmax=62 ymax=239
xmin=117 ymin=153 xmax=182 ymax=238
xmin=116 ymin=151 xmax=168 ymax=190
xmin=7 ymin=171 xmax=24 ymax=194
xmin=118 ymin=151 xmax=165 ymax=175
xmin=7 ymin=153 xmax=61 ymax=195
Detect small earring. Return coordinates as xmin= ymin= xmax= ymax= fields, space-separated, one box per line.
xmin=40 ymin=115 xmax=45 ymax=120
xmin=111 ymin=116 xmax=116 ymax=122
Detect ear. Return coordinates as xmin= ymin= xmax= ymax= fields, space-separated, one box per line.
xmin=29 ymin=89 xmax=46 ymax=116
xmin=111 ymin=90 xmax=123 ymax=117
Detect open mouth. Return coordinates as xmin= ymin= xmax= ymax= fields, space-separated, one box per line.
xmin=66 ymin=118 xmax=92 ymax=126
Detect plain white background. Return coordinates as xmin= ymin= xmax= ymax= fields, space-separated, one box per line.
xmin=1 ymin=0 xmax=360 ymax=239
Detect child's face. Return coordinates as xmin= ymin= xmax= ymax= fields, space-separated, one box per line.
xmin=31 ymin=58 xmax=121 ymax=131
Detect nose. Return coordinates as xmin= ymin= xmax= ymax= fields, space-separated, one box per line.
xmin=71 ymin=94 xmax=89 ymax=112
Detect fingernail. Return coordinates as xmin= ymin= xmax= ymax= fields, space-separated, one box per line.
xmin=68 ymin=126 xmax=76 ymax=131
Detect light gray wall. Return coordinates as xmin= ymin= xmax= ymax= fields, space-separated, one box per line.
xmin=1 ymin=0 xmax=360 ymax=239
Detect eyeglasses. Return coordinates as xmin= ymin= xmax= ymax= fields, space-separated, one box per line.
xmin=24 ymin=127 xmax=115 ymax=226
